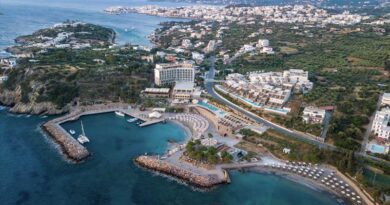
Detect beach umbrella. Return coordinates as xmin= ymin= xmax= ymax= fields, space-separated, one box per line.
xmin=351 ymin=197 xmax=355 ymax=201
xmin=357 ymin=196 xmax=361 ymax=199
xmin=321 ymin=180 xmax=325 ymax=183
xmin=357 ymin=201 xmax=361 ymax=204
xmin=314 ymin=177 xmax=317 ymax=180
xmin=331 ymin=185 xmax=335 ymax=188
xmin=346 ymin=194 xmax=350 ymax=197
xmin=351 ymin=192 xmax=355 ymax=196
xmin=340 ymin=186 xmax=345 ymax=189
xmin=341 ymin=191 xmax=345 ymax=194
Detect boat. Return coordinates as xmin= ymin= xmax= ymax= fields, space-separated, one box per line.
xmin=127 ymin=118 xmax=138 ymax=123
xmin=69 ymin=129 xmax=76 ymax=135
xmin=77 ymin=120 xmax=90 ymax=144
xmin=115 ymin=111 xmax=125 ymax=117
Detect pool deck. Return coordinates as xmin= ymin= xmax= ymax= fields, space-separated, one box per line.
xmin=41 ymin=103 xmax=162 ymax=163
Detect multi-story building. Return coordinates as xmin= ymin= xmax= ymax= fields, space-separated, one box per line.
xmin=154 ymin=62 xmax=195 ymax=86
xmin=302 ymin=106 xmax=326 ymax=124
xmin=372 ymin=108 xmax=390 ymax=140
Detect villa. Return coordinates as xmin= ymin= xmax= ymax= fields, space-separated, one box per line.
xmin=302 ymin=106 xmax=326 ymax=124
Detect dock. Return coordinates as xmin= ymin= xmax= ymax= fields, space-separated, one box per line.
xmin=139 ymin=119 xmax=165 ymax=127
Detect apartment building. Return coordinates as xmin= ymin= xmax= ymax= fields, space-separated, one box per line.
xmin=372 ymin=108 xmax=390 ymax=140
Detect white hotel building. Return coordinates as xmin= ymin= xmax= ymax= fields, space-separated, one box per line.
xmin=154 ymin=62 xmax=195 ymax=86
xmin=372 ymin=108 xmax=390 ymax=140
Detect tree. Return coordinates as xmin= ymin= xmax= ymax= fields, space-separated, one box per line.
xmin=385 ymin=59 xmax=390 ymax=71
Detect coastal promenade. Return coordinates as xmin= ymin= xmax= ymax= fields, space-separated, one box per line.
xmin=42 ymin=103 xmax=156 ymax=163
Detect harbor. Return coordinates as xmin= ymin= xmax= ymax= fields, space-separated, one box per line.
xmin=41 ymin=103 xmax=167 ymax=163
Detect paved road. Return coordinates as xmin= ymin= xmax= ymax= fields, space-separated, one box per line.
xmin=204 ymin=57 xmax=390 ymax=167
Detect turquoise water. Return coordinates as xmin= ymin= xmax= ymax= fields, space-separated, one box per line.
xmin=368 ymin=144 xmax=386 ymax=154
xmin=0 ymin=0 xmax=190 ymax=49
xmin=197 ymin=101 xmax=225 ymax=117
xmin=0 ymin=109 xmax=341 ymax=204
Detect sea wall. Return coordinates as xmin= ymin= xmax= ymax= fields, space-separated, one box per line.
xmin=41 ymin=122 xmax=90 ymax=163
xmin=134 ymin=155 xmax=228 ymax=188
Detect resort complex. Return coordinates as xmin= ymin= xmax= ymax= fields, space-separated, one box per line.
xmin=220 ymin=69 xmax=313 ymax=114
xmin=1 ymin=1 xmax=390 ymax=205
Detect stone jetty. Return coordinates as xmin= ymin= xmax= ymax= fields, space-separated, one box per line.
xmin=41 ymin=122 xmax=90 ymax=162
xmin=134 ymin=155 xmax=229 ymax=188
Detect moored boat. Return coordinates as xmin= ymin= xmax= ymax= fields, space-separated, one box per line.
xmin=115 ymin=111 xmax=125 ymax=117
xmin=127 ymin=118 xmax=138 ymax=123
xmin=77 ymin=120 xmax=89 ymax=144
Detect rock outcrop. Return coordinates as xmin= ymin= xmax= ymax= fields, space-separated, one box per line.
xmin=10 ymin=102 xmax=67 ymax=115
xmin=0 ymin=89 xmax=68 ymax=115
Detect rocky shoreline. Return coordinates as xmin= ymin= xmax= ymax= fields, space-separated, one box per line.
xmin=134 ymin=155 xmax=229 ymax=189
xmin=0 ymin=90 xmax=67 ymax=115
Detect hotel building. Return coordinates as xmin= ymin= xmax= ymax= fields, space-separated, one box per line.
xmin=154 ymin=62 xmax=195 ymax=86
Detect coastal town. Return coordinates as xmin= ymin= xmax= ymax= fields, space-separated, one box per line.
xmin=0 ymin=2 xmax=390 ymax=205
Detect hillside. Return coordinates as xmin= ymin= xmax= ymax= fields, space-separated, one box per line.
xmin=0 ymin=22 xmax=153 ymax=114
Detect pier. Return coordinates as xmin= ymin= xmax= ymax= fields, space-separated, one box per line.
xmin=41 ymin=103 xmax=165 ymax=163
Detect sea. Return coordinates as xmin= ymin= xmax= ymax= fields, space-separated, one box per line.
xmin=0 ymin=1 xmax=341 ymax=204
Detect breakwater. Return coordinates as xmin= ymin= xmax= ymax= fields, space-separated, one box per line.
xmin=41 ymin=122 xmax=90 ymax=163
xmin=134 ymin=155 xmax=229 ymax=189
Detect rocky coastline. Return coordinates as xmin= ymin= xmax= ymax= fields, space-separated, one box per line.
xmin=0 ymin=90 xmax=67 ymax=115
xmin=134 ymin=155 xmax=229 ymax=189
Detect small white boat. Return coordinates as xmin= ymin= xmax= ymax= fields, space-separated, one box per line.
xmin=127 ymin=118 xmax=138 ymax=123
xmin=69 ymin=129 xmax=76 ymax=135
xmin=77 ymin=120 xmax=89 ymax=144
xmin=115 ymin=111 xmax=125 ymax=117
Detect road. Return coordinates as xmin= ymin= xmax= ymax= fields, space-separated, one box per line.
xmin=204 ymin=57 xmax=390 ymax=167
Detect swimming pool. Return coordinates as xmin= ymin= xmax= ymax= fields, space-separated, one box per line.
xmin=369 ymin=144 xmax=386 ymax=154
xmin=197 ymin=101 xmax=225 ymax=117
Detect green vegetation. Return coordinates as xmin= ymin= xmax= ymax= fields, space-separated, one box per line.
xmin=215 ymin=22 xmax=390 ymax=151
xmin=185 ymin=139 xmax=232 ymax=164
xmin=2 ymin=29 xmax=153 ymax=109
